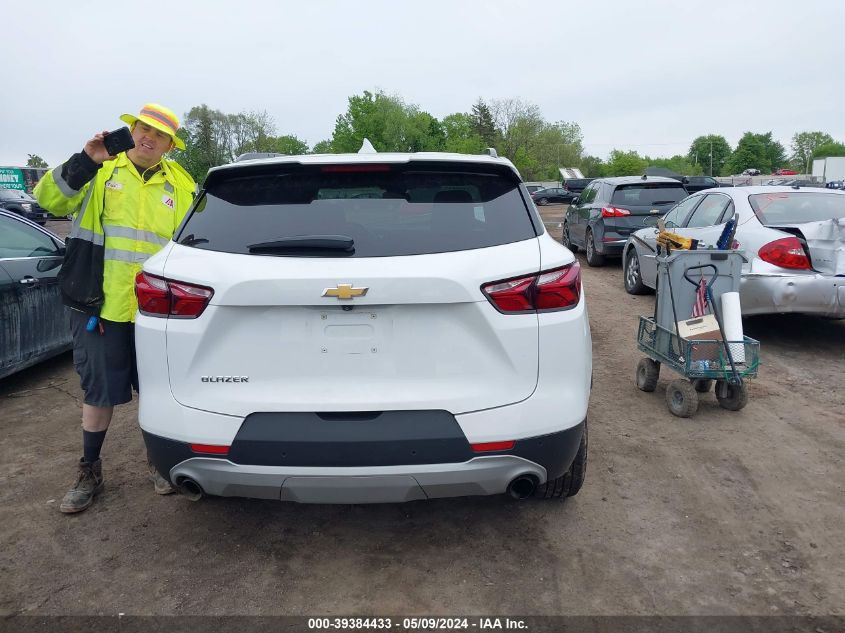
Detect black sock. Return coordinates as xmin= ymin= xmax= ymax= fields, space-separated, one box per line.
xmin=82 ymin=430 xmax=107 ymax=463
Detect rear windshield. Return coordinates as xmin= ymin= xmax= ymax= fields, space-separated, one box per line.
xmin=749 ymin=192 xmax=845 ymax=224
xmin=177 ymin=164 xmax=537 ymax=257
xmin=611 ymin=184 xmax=688 ymax=206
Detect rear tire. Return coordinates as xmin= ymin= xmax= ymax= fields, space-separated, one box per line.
xmin=561 ymin=222 xmax=578 ymax=253
xmin=715 ymin=380 xmax=748 ymax=410
xmin=666 ymin=379 xmax=699 ymax=418
xmin=585 ymin=229 xmax=605 ymax=267
xmin=624 ymin=249 xmax=648 ymax=295
xmin=536 ymin=197 xmax=548 ymax=206
xmin=636 ymin=358 xmax=660 ymax=392
xmin=535 ymin=421 xmax=587 ymax=499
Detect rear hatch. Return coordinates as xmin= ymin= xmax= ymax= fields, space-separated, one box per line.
xmin=158 ymin=159 xmax=543 ymax=417
xmin=604 ymin=182 xmax=688 ymax=237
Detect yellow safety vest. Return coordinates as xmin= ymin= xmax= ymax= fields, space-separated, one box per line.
xmin=34 ymin=153 xmax=196 ymax=322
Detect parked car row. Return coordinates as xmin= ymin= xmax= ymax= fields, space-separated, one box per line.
xmin=529 ymin=178 xmax=595 ymax=206
xmin=0 ymin=188 xmax=49 ymax=225
xmin=561 ymin=176 xmax=689 ymax=266
xmin=615 ymin=187 xmax=845 ymax=319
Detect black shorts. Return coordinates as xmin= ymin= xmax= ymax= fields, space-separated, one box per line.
xmin=68 ymin=308 xmax=138 ymax=407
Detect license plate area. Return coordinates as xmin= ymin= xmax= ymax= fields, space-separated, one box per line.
xmin=317 ymin=308 xmax=388 ymax=355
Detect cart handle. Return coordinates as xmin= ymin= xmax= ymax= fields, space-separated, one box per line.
xmin=683 ymin=264 xmax=719 ymax=289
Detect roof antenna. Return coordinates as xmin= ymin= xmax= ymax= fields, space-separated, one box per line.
xmin=358 ymin=138 xmax=377 ymax=154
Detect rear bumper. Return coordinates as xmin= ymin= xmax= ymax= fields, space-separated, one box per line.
xmin=596 ymin=237 xmax=627 ymax=256
xmin=740 ymin=273 xmax=845 ymax=317
xmin=143 ymin=420 xmax=585 ymax=503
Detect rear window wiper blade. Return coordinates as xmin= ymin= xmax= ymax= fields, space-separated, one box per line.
xmin=247 ymin=235 xmax=355 ymax=253
xmin=650 ymin=201 xmax=678 ymax=205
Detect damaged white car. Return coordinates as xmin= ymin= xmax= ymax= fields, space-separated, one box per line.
xmin=622 ymin=186 xmax=845 ymax=318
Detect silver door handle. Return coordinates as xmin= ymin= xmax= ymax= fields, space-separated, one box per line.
xmin=19 ymin=277 xmax=38 ymax=286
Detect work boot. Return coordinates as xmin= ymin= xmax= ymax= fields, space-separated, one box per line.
xmin=60 ymin=458 xmax=104 ymax=514
xmin=148 ymin=460 xmax=175 ymax=495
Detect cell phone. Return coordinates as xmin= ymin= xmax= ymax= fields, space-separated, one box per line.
xmin=102 ymin=126 xmax=135 ymax=156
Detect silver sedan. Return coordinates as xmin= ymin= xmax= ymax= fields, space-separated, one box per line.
xmin=622 ymin=186 xmax=845 ymax=317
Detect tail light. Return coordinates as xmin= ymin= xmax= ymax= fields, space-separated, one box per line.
xmin=481 ymin=263 xmax=581 ymax=313
xmin=135 ymin=271 xmax=214 ymax=318
xmin=601 ymin=207 xmax=631 ymax=217
xmin=320 ymin=164 xmax=391 ymax=172
xmin=758 ymin=237 xmax=812 ymax=270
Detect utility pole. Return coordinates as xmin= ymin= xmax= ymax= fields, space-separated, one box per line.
xmin=709 ymin=139 xmax=713 ymax=177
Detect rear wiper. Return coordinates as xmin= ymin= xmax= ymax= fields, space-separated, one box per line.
xmin=247 ymin=235 xmax=354 ymax=253
xmin=650 ymin=201 xmax=677 ymax=205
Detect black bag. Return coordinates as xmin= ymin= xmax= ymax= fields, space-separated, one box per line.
xmin=58 ymin=236 xmax=104 ymax=315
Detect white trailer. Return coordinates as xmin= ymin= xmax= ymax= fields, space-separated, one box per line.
xmin=813 ymin=157 xmax=845 ymax=182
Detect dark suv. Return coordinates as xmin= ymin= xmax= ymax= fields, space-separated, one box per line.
xmin=682 ymin=176 xmax=732 ymax=194
xmin=562 ymin=178 xmax=594 ymax=198
xmin=0 ymin=188 xmax=48 ymax=225
xmin=562 ymin=176 xmax=688 ymax=266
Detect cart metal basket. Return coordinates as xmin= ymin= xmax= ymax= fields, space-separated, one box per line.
xmin=637 ymin=316 xmax=760 ymax=381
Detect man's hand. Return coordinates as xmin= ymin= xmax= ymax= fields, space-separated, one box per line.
xmin=83 ymin=131 xmax=117 ymax=165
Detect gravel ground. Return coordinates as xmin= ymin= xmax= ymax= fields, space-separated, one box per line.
xmin=1 ymin=210 xmax=843 ymax=617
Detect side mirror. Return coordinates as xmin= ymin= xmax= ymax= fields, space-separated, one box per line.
xmin=681 ymin=176 xmax=689 ymax=184
xmin=571 ymin=197 xmax=580 ymax=205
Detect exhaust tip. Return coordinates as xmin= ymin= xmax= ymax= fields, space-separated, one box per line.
xmin=176 ymin=477 xmax=204 ymax=501
xmin=507 ymin=475 xmax=537 ymax=500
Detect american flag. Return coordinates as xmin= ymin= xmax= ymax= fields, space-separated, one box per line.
xmin=691 ymin=278 xmax=708 ymax=318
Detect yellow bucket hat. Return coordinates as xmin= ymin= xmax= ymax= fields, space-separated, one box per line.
xmin=120 ymin=103 xmax=185 ymax=150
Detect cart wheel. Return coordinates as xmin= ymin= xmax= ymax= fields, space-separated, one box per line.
xmin=693 ymin=379 xmax=713 ymax=393
xmin=636 ymin=358 xmax=660 ymax=392
xmin=715 ymin=380 xmax=748 ymax=411
xmin=665 ymin=380 xmax=699 ymax=418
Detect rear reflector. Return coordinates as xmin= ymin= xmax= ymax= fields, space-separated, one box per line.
xmin=190 ymin=444 xmax=230 ymax=455
xmin=135 ymin=272 xmax=214 ymax=318
xmin=601 ymin=207 xmax=631 ymax=217
xmin=471 ymin=441 xmax=515 ymax=453
xmin=482 ymin=263 xmax=581 ymax=313
xmin=758 ymin=237 xmax=812 ymax=270
xmin=320 ymin=164 xmax=391 ymax=173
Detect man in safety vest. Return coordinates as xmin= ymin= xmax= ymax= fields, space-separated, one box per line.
xmin=35 ymin=103 xmax=197 ymax=513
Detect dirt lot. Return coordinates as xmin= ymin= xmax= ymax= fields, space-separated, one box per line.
xmin=1 ymin=210 xmax=843 ymax=617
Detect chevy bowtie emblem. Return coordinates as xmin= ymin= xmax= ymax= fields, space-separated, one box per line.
xmin=322 ymin=284 xmax=369 ymax=300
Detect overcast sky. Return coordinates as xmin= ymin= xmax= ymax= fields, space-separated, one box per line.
xmin=3 ymin=0 xmax=844 ymax=167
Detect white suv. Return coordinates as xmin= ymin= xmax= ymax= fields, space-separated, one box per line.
xmin=135 ymin=149 xmax=591 ymax=504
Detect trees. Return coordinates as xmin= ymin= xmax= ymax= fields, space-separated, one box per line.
xmin=811 ymin=141 xmax=845 ymax=160
xmin=724 ymin=132 xmax=787 ymax=175
xmin=791 ymin=131 xmax=834 ymax=173
xmin=687 ymin=135 xmax=731 ymax=176
xmin=606 ymin=150 xmax=648 ymax=176
xmin=470 ymin=99 xmax=497 ymax=148
xmin=726 ymin=133 xmax=768 ymax=174
xmin=26 ymin=154 xmax=48 ymax=168
xmin=488 ymin=98 xmax=583 ymax=180
xmin=441 ymin=113 xmax=485 ymax=154
xmin=170 ymin=105 xmax=308 ymax=181
xmin=330 ymin=90 xmax=445 ymax=153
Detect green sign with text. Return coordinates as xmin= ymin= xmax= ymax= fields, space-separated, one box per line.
xmin=0 ymin=167 xmax=25 ymax=190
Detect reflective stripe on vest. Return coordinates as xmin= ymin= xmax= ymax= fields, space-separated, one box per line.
xmin=104 ymin=248 xmax=152 ymax=264
xmin=103 ymin=224 xmax=170 ymax=247
xmin=51 ymin=165 xmax=79 ymax=197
